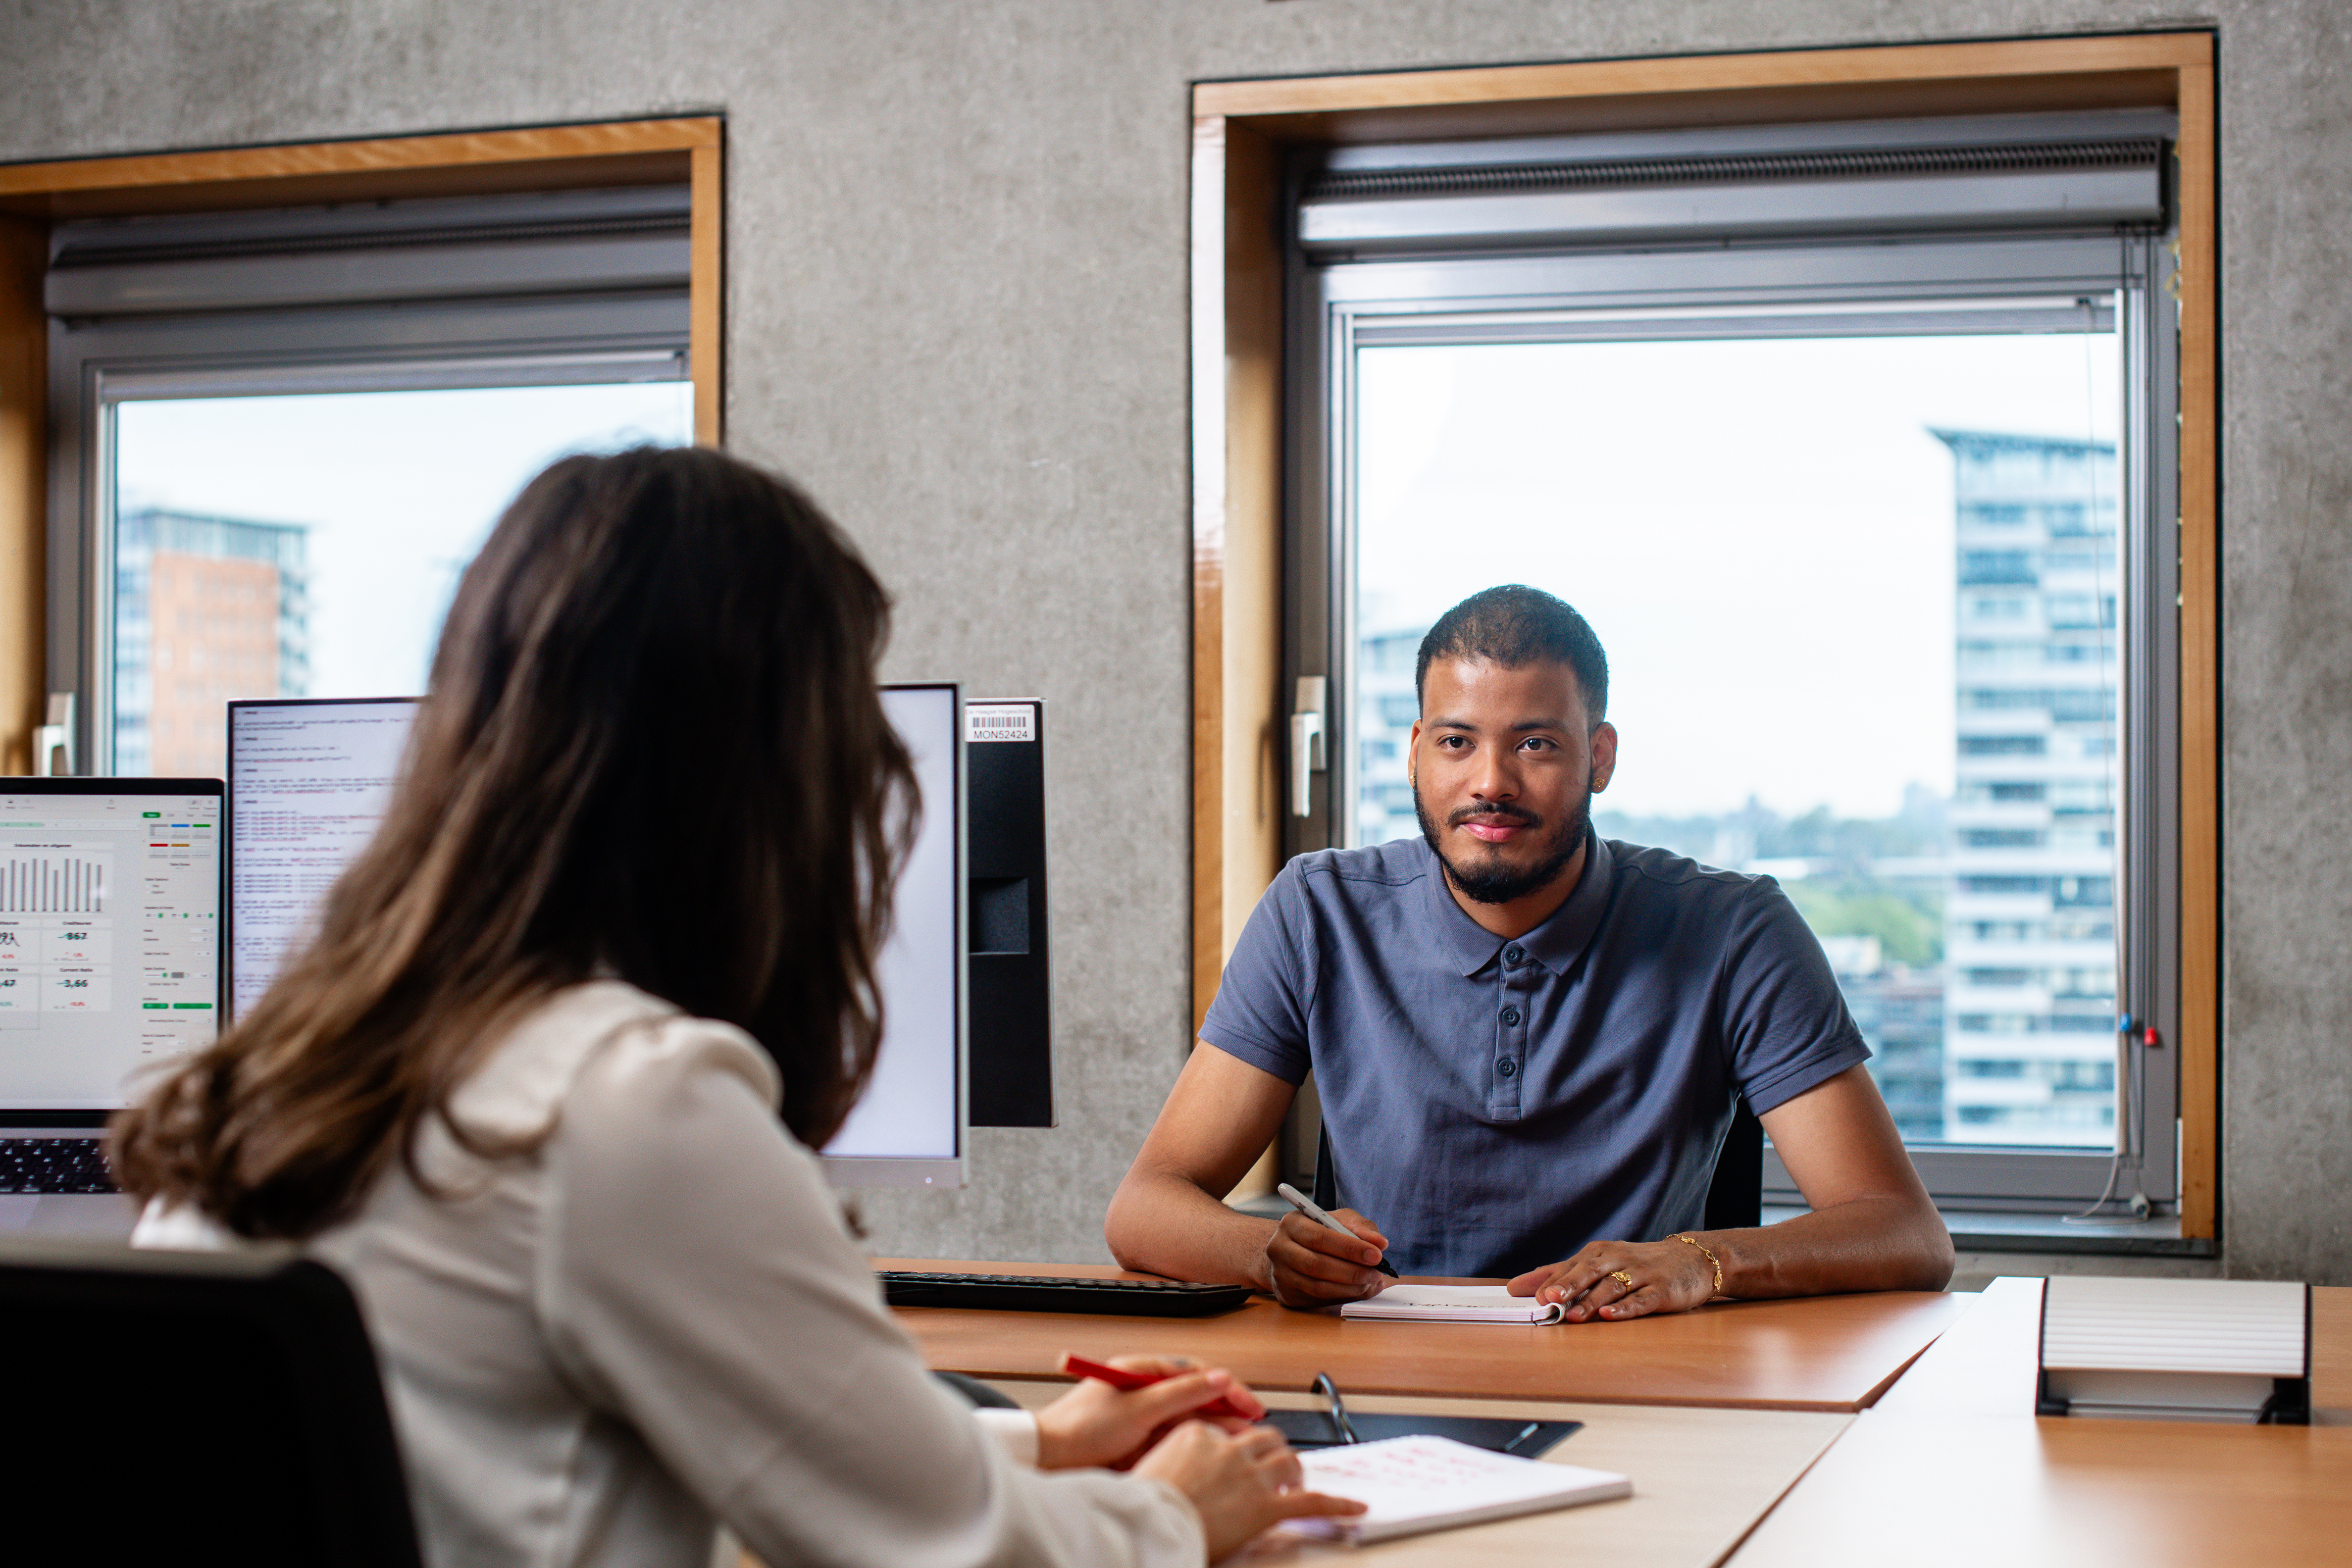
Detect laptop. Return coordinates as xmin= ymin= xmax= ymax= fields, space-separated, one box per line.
xmin=0 ymin=776 xmax=224 ymax=1237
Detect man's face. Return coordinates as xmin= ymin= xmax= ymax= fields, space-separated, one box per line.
xmin=1410 ymin=657 xmax=1617 ymax=908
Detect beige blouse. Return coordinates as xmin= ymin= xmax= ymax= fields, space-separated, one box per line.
xmin=135 ymin=981 xmax=1201 ymax=1568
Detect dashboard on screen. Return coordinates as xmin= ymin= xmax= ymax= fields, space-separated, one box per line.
xmin=0 ymin=779 xmax=222 ymax=1114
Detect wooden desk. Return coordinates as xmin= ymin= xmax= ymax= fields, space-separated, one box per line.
xmin=882 ymin=1259 xmax=1963 ymax=1413
xmin=1728 ymin=1281 xmax=2352 ymax=1567
xmin=981 ymin=1378 xmax=1850 ymax=1568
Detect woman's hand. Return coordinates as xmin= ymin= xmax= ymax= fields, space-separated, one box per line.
xmin=1132 ymin=1421 xmax=1365 ymax=1560
xmin=1033 ymin=1356 xmax=1264 ymax=1471
xmin=1506 ymin=1234 xmax=1719 ymax=1322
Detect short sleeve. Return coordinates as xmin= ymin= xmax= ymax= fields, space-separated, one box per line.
xmin=1197 ymin=863 xmax=1315 ymax=1085
xmin=1717 ymin=880 xmax=1873 ymax=1115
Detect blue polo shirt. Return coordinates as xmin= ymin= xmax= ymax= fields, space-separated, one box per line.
xmin=1199 ymin=834 xmax=1869 ymax=1278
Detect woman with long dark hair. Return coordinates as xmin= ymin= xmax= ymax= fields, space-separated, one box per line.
xmin=113 ymin=448 xmax=1355 ymax=1567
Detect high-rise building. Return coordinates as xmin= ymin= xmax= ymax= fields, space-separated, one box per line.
xmin=1355 ymin=625 xmax=1426 ymax=847
xmin=1818 ymin=935 xmax=1947 ymax=1140
xmin=1934 ymin=430 xmax=2121 ymax=1146
xmin=115 ymin=507 xmax=311 ymax=778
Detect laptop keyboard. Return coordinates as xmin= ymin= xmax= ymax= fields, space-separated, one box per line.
xmin=0 ymin=1137 xmax=117 ymax=1195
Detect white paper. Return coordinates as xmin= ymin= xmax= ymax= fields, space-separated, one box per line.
xmin=1284 ymin=1435 xmax=1631 ymax=1543
xmin=1340 ymin=1284 xmax=1566 ymax=1324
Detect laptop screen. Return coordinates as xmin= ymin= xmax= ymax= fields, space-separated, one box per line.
xmin=0 ymin=780 xmax=222 ymax=1113
xmin=226 ymin=699 xmax=419 ymax=1022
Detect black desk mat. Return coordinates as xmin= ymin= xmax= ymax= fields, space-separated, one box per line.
xmin=1262 ymin=1408 xmax=1581 ymax=1458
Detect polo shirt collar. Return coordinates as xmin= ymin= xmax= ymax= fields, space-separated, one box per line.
xmin=1422 ymin=829 xmax=1615 ymax=978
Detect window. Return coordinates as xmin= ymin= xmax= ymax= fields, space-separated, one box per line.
xmin=1281 ymin=107 xmax=2184 ymax=1214
xmin=45 ymin=183 xmax=697 ymax=776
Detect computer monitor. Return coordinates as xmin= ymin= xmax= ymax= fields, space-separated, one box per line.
xmin=0 ymin=777 xmax=223 ymax=1120
xmin=965 ymin=699 xmax=1052 ymax=1127
xmin=818 ymin=682 xmax=966 ymax=1187
xmin=224 ymin=687 xmax=969 ymax=1188
xmin=225 ymin=699 xmax=417 ymax=1021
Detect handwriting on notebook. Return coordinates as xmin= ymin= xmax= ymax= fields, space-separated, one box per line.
xmin=1283 ymin=1435 xmax=1631 ymax=1544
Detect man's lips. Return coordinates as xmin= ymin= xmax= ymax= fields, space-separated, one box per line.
xmin=1457 ymin=815 xmax=1533 ymax=843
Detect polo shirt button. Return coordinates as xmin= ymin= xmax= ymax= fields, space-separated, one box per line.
xmin=1504 ymin=944 xmax=1525 ymax=966
xmin=1497 ymin=1058 xmax=1519 ymax=1078
xmin=1500 ymin=1006 xmax=1522 ymax=1026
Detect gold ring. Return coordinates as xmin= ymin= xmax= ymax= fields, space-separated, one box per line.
xmin=1609 ymin=1270 xmax=1634 ymax=1289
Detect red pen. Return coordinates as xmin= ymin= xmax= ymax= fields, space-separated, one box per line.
xmin=1060 ymin=1354 xmax=1252 ymax=1421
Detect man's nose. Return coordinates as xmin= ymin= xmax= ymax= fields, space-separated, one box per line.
xmin=1471 ymin=755 xmax=1519 ymax=801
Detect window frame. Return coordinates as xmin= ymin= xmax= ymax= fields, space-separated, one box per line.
xmin=1288 ymin=228 xmax=2177 ymax=1214
xmin=48 ymin=288 xmax=693 ymax=775
xmin=0 ymin=116 xmax=723 ymax=775
xmin=1188 ymin=36 xmax=2219 ymax=1236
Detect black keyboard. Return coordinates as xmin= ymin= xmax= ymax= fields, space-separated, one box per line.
xmin=0 ymin=1137 xmax=117 ymax=1195
xmin=878 ymin=1271 xmax=1255 ymax=1316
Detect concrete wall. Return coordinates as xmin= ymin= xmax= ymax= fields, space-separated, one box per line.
xmin=3 ymin=1 xmax=2345 ymax=1284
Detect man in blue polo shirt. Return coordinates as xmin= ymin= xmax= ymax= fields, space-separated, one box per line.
xmin=1107 ymin=585 xmax=1952 ymax=1316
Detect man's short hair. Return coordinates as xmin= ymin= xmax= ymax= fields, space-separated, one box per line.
xmin=1415 ymin=585 xmax=1609 ymax=725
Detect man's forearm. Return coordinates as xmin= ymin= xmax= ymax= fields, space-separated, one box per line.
xmin=1105 ymin=1166 xmax=1281 ymax=1291
xmin=1699 ymin=1193 xmax=1954 ymax=1299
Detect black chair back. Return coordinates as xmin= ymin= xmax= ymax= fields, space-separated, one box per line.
xmin=0 ymin=1236 xmax=423 ymax=1568
xmin=1703 ymin=1099 xmax=1765 ymax=1231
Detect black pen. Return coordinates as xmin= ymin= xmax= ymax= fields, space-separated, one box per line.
xmin=1277 ymin=1182 xmax=1401 ymax=1277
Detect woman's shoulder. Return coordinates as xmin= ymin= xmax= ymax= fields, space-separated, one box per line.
xmin=451 ymin=980 xmax=781 ymax=1142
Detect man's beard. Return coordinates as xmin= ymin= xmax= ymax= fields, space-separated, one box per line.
xmin=1416 ymin=785 xmax=1591 ymax=906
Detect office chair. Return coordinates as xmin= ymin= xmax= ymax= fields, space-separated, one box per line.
xmin=1702 ymin=1098 xmax=1764 ymax=1231
xmin=0 ymin=1235 xmax=423 ymax=1568
xmin=1311 ymin=1095 xmax=1765 ymax=1234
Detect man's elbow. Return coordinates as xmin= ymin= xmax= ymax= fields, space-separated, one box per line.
xmin=1103 ymin=1173 xmax=1139 ymax=1269
xmin=1102 ymin=1164 xmax=1165 ymax=1272
xmin=1904 ymin=1199 xmax=1957 ymax=1291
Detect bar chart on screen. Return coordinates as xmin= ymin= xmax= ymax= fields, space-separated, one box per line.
xmin=0 ymin=852 xmax=111 ymax=913
xmin=0 ymin=850 xmax=115 ymax=1021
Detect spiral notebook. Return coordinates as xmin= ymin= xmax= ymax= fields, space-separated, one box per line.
xmin=1279 ymin=1435 xmax=1631 ymax=1543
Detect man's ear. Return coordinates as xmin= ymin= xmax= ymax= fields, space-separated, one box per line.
xmin=1406 ymin=719 xmax=1422 ymax=787
xmin=1588 ymin=721 xmax=1618 ymax=794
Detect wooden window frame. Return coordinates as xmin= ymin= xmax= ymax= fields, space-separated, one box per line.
xmin=1189 ymin=35 xmax=2219 ymax=1236
xmin=0 ymin=116 xmax=724 ymax=776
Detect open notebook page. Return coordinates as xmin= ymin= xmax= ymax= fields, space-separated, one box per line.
xmin=1279 ymin=1435 xmax=1631 ymax=1544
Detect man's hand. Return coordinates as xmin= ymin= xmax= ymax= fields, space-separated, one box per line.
xmin=1267 ymin=1207 xmax=1391 ymax=1309
xmin=1506 ymin=1065 xmax=1955 ymax=1319
xmin=1506 ymin=1235 xmax=1718 ymax=1322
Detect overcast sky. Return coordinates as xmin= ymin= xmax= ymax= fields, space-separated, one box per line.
xmin=117 ymin=381 xmax=694 ymax=701
xmin=1357 ymin=330 xmax=2121 ymax=820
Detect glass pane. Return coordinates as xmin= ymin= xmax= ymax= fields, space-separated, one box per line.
xmin=111 ymin=380 xmax=694 ymax=777
xmin=1353 ymin=330 xmax=2121 ymax=1149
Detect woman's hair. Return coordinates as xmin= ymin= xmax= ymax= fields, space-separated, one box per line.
xmin=111 ymin=447 xmax=917 ymax=1240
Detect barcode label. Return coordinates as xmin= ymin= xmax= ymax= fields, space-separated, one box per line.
xmin=966 ymin=704 xmax=1035 ymax=744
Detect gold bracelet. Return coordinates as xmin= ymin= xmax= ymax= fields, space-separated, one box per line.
xmin=1673 ymin=1233 xmax=1723 ymax=1298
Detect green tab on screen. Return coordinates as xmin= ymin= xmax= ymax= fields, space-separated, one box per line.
xmin=142 ymin=1002 xmax=168 ymax=1009
xmin=142 ymin=811 xmax=161 ymax=817
xmin=170 ymin=1002 xmax=212 ymax=1009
